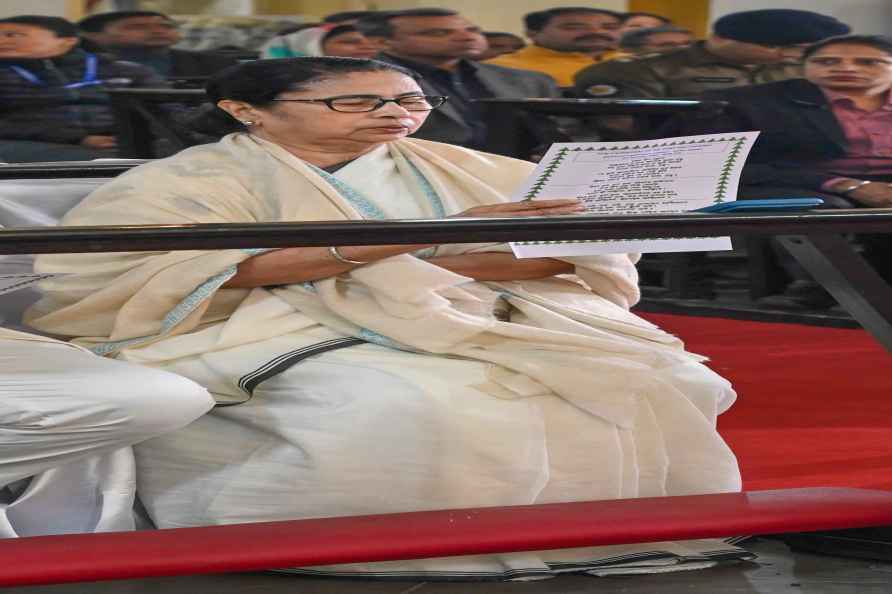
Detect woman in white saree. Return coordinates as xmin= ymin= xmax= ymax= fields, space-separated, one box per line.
xmin=27 ymin=58 xmax=743 ymax=579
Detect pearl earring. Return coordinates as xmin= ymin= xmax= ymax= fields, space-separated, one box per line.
xmin=241 ymin=120 xmax=256 ymax=125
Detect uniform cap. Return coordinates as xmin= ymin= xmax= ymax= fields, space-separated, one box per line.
xmin=713 ymin=10 xmax=850 ymax=45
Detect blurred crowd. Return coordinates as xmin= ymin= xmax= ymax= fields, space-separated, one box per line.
xmin=0 ymin=5 xmax=890 ymax=305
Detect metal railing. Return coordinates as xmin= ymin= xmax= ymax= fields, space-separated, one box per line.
xmin=2 ymin=209 xmax=891 ymax=254
xmin=3 ymin=210 xmax=891 ymax=352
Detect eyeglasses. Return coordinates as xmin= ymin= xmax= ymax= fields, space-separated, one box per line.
xmin=270 ymin=94 xmax=448 ymax=113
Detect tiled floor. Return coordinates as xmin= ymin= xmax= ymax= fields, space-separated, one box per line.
xmin=9 ymin=538 xmax=892 ymax=594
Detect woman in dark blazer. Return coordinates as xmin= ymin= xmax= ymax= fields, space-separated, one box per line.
xmin=663 ymin=34 xmax=892 ymax=294
xmin=665 ymin=35 xmax=892 ymax=207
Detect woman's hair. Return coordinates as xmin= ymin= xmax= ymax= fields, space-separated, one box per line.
xmin=323 ymin=11 xmax=379 ymax=24
xmin=619 ymin=25 xmax=691 ymax=49
xmin=191 ymin=57 xmax=416 ymax=136
xmin=322 ymin=24 xmax=360 ymax=44
xmin=620 ymin=11 xmax=671 ymax=25
xmin=275 ymin=22 xmax=322 ymax=36
xmin=0 ymin=15 xmax=80 ymax=38
xmin=803 ymin=34 xmax=892 ymax=61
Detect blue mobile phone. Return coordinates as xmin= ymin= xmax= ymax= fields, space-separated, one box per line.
xmin=694 ymin=198 xmax=825 ymax=213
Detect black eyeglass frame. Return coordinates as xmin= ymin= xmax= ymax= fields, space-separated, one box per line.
xmin=270 ymin=94 xmax=449 ymax=112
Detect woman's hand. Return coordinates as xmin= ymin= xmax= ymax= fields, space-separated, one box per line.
xmin=80 ymin=135 xmax=117 ymax=149
xmin=450 ymin=199 xmax=586 ymax=218
xmin=427 ymin=252 xmax=573 ymax=281
xmin=846 ymin=182 xmax=892 ymax=207
xmin=224 ymin=200 xmax=586 ymax=289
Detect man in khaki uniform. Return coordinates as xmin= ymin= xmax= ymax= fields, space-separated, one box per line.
xmin=575 ymin=9 xmax=850 ymax=100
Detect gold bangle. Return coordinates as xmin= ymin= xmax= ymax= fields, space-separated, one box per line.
xmin=328 ymin=245 xmax=368 ymax=266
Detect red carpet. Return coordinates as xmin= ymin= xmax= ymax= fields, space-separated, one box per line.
xmin=640 ymin=313 xmax=892 ymax=491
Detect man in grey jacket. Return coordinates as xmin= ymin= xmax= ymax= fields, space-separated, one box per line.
xmin=357 ymin=9 xmax=564 ymax=154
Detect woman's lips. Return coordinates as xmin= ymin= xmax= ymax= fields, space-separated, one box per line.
xmin=367 ymin=126 xmax=410 ymax=132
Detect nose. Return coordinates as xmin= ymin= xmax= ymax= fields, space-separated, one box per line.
xmin=453 ymin=31 xmax=481 ymax=42
xmin=375 ymin=100 xmax=413 ymax=117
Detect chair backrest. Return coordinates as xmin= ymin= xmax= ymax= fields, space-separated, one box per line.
xmin=472 ymin=98 xmax=727 ymax=157
xmin=107 ymin=88 xmax=209 ymax=158
xmin=0 ymin=177 xmax=112 ymax=331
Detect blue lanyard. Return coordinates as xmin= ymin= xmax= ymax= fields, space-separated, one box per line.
xmin=9 ymin=53 xmax=100 ymax=89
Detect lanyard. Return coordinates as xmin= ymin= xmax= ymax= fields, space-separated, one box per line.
xmin=9 ymin=53 xmax=100 ymax=89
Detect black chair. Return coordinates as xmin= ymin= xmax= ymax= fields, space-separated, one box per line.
xmin=207 ymin=48 xmax=259 ymax=61
xmin=167 ymin=76 xmax=210 ymax=89
xmin=472 ymin=97 xmax=725 ymax=158
xmin=0 ymin=160 xmax=144 ymax=179
xmin=107 ymin=88 xmax=209 ymax=158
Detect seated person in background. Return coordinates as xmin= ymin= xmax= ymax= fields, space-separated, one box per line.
xmin=357 ymin=9 xmax=564 ymax=152
xmin=260 ymin=24 xmax=380 ymax=59
xmin=264 ymin=10 xmax=378 ymax=50
xmin=598 ymin=12 xmax=676 ymax=61
xmin=574 ymin=9 xmax=850 ymax=139
xmin=611 ymin=25 xmax=695 ymax=61
xmin=477 ymin=31 xmax=526 ymax=61
xmin=485 ymin=7 xmax=622 ymax=86
xmin=0 ymin=321 xmax=213 ymax=537
xmin=0 ymin=15 xmax=165 ymax=163
xmin=263 ymin=8 xmax=382 ymax=55
xmin=618 ymin=11 xmax=672 ymax=33
xmin=78 ymin=11 xmax=238 ymax=78
xmin=662 ymin=34 xmax=892 ymax=299
xmin=273 ymin=22 xmax=321 ymax=36
xmin=575 ymin=9 xmax=849 ymax=98
xmin=28 ymin=57 xmax=741 ymax=578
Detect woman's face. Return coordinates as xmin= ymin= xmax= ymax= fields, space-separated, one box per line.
xmin=620 ymin=15 xmax=666 ymax=32
xmin=252 ymin=70 xmax=431 ymax=148
xmin=0 ymin=24 xmax=78 ymax=59
xmin=805 ymin=43 xmax=892 ymax=93
xmin=477 ymin=35 xmax=525 ymax=61
xmin=321 ymin=31 xmax=380 ymax=59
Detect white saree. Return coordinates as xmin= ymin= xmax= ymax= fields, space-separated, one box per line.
xmin=27 ymin=134 xmax=745 ymax=578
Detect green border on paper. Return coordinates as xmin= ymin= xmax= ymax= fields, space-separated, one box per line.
xmin=519 ymin=137 xmax=747 ymax=245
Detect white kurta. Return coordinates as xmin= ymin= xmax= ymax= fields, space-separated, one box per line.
xmin=0 ymin=328 xmax=215 ymax=537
